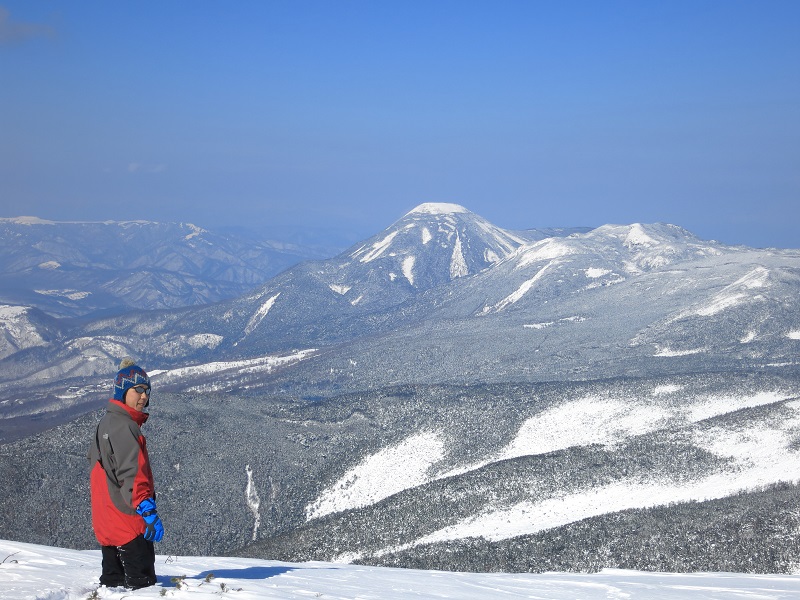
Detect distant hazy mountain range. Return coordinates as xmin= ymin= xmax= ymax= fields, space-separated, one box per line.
xmin=0 ymin=216 xmax=336 ymax=318
xmin=1 ymin=204 xmax=799 ymax=574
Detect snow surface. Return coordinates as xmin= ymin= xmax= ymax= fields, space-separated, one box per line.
xmin=523 ymin=316 xmax=586 ymax=330
xmin=686 ymin=391 xmax=787 ymax=422
xmin=329 ymin=284 xmax=351 ymax=295
xmin=515 ymin=240 xmax=574 ymax=268
xmin=475 ymin=219 xmax=529 ymax=250
xmin=0 ymin=306 xmax=31 ymax=320
xmin=150 ymin=350 xmax=316 ymax=391
xmin=741 ymin=331 xmax=758 ymax=343
xmin=435 ymin=395 xmax=669 ymax=482
xmin=2 ymin=217 xmax=158 ymax=227
xmin=34 ymin=289 xmax=91 ymax=300
xmin=403 ymin=255 xmax=416 ymax=285
xmin=159 ymin=333 xmax=224 ymax=356
xmin=1 ymin=216 xmax=57 ymax=225
xmin=0 ymin=305 xmax=48 ymax=356
xmin=244 ymin=293 xmax=280 ymax=335
xmin=357 ymin=230 xmax=399 ymax=263
xmin=652 ymin=384 xmax=684 ymax=396
xmin=3 ymin=539 xmax=800 ymax=600
xmin=584 ymin=267 xmax=612 ymax=278
xmin=299 ymin=385 xmax=797 ymax=562
xmin=680 ymin=267 xmax=769 ymax=319
xmin=382 ymin=404 xmax=800 ymax=554
xmin=407 ymin=202 xmax=469 ymax=216
xmin=497 ymin=396 xmax=669 ymax=458
xmin=183 ymin=223 xmax=206 ymax=241
xmin=624 ymin=223 xmax=659 ymax=247
xmin=421 ymin=226 xmax=433 ymax=245
xmin=482 ymin=261 xmax=554 ymax=313
xmin=306 ymin=432 xmax=444 ymax=520
xmin=37 ymin=261 xmax=61 ymax=270
xmin=244 ymin=465 xmax=261 ymax=541
xmin=449 ymin=235 xmax=468 ymax=279
xmin=366 ymin=392 xmax=800 ymax=558
xmin=654 ymin=347 xmax=706 ymax=357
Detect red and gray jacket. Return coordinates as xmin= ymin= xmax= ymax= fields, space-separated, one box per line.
xmin=89 ymin=399 xmax=155 ymax=546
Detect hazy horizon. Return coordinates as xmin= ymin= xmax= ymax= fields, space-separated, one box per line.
xmin=3 ymin=1 xmax=798 ymax=249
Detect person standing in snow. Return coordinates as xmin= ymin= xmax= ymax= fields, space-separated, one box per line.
xmin=88 ymin=357 xmax=164 ymax=589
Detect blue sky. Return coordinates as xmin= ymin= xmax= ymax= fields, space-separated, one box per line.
xmin=2 ymin=1 xmax=798 ymax=248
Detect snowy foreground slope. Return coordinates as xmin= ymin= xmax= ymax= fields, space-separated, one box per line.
xmin=3 ymin=540 xmax=800 ymax=600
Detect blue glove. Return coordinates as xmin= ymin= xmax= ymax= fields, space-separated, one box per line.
xmin=136 ymin=498 xmax=164 ymax=542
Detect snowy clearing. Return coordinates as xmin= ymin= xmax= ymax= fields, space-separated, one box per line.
xmin=244 ymin=293 xmax=280 ymax=335
xmin=482 ymin=261 xmax=554 ymax=313
xmin=358 ymin=230 xmax=399 ymax=263
xmin=306 ymin=431 xmax=445 ymax=520
xmin=585 ymin=267 xmax=612 ymax=278
xmin=150 ymin=350 xmax=316 ymax=389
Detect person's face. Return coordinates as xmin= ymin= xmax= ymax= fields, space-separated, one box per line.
xmin=124 ymin=385 xmax=150 ymax=412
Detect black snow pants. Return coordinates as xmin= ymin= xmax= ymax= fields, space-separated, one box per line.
xmin=100 ymin=534 xmax=157 ymax=589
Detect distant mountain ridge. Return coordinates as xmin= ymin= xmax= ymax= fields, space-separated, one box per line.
xmin=0 ymin=216 xmax=334 ymax=318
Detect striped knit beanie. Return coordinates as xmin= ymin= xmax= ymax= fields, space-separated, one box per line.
xmin=113 ymin=357 xmax=150 ymax=402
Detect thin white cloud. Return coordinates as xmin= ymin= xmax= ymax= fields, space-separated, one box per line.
xmin=0 ymin=6 xmax=56 ymax=44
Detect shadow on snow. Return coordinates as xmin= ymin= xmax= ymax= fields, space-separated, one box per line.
xmin=157 ymin=566 xmax=297 ymax=587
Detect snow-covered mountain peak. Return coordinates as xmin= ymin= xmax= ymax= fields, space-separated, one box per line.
xmin=343 ymin=206 xmax=533 ymax=294
xmin=591 ymin=223 xmax=705 ymax=247
xmin=464 ymin=221 xmax=759 ymax=317
xmin=580 ymin=223 xmax=726 ymax=272
xmin=393 ymin=203 xmax=529 ymax=249
xmin=210 ymin=206 xmax=597 ymax=341
xmin=405 ymin=202 xmax=470 ymax=216
xmin=624 ymin=223 xmax=660 ymax=247
xmin=181 ymin=222 xmax=208 ymax=240
xmin=500 ymin=222 xmax=713 ymax=274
